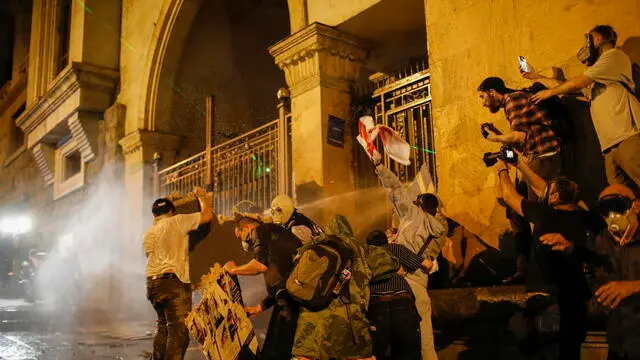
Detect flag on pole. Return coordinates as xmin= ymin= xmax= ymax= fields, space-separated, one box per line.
xmin=356 ymin=116 xmax=411 ymax=165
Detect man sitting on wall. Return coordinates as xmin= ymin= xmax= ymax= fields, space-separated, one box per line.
xmin=531 ymin=25 xmax=640 ymax=194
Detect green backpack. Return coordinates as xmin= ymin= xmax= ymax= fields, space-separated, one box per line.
xmin=286 ymin=235 xmax=354 ymax=311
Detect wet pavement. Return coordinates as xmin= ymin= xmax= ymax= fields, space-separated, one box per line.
xmin=0 ymin=298 xmax=206 ymax=360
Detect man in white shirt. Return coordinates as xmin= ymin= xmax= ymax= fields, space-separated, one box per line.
xmin=532 ymin=25 xmax=640 ymax=194
xmin=144 ymin=187 xmax=213 ymax=360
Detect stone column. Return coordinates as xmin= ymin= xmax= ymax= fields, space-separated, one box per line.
xmin=117 ymin=129 xmax=181 ymax=318
xmin=270 ymin=23 xmax=368 ymax=224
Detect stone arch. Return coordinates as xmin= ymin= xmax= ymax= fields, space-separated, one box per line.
xmin=138 ymin=0 xmax=205 ymax=131
xmin=138 ymin=0 xmax=291 ymax=157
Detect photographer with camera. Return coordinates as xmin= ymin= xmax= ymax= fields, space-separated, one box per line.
xmin=494 ymin=150 xmax=599 ymax=360
xmin=479 ymin=77 xmax=563 ymax=186
xmin=479 ymin=76 xmax=564 ymax=284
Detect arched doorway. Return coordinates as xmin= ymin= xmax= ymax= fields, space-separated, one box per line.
xmin=141 ymin=0 xmax=291 ymax=160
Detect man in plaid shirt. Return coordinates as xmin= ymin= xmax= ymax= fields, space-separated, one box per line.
xmin=478 ymin=77 xmax=562 ymax=184
xmin=478 ymin=76 xmax=563 ymax=285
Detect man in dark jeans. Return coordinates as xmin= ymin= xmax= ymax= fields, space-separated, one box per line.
xmin=224 ymin=215 xmax=301 ymax=360
xmin=143 ymin=188 xmax=213 ymax=360
xmin=542 ymin=184 xmax=640 ymax=360
xmin=497 ymin=155 xmax=599 ymax=360
xmin=366 ymin=230 xmax=434 ymax=360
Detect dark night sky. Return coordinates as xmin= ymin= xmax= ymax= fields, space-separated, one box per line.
xmin=0 ymin=1 xmax=15 ymax=88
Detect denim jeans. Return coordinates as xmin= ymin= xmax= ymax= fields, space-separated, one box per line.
xmin=147 ymin=276 xmax=192 ymax=360
xmin=368 ymin=295 xmax=421 ymax=360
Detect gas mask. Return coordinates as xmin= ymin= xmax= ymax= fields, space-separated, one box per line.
xmin=271 ymin=195 xmax=294 ymax=225
xmin=597 ymin=195 xmax=638 ymax=246
xmin=577 ymin=33 xmax=598 ymax=66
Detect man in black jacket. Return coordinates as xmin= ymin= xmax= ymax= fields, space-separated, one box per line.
xmin=224 ymin=215 xmax=301 ymax=360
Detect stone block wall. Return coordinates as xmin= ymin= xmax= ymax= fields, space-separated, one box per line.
xmin=425 ymin=0 xmax=640 ymax=246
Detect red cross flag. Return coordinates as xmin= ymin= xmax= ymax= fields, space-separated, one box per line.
xmin=356 ymin=116 xmax=411 ymax=165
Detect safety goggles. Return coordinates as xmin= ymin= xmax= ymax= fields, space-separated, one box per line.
xmin=596 ymin=195 xmax=633 ymax=217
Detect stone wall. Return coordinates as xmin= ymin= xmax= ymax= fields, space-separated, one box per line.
xmin=425 ymin=0 xmax=640 ymax=247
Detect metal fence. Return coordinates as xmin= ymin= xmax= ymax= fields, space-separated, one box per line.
xmin=157 ymin=112 xmax=291 ymax=216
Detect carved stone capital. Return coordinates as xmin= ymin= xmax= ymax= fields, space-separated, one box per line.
xmin=269 ymin=23 xmax=369 ymax=96
xmin=118 ymin=130 xmax=183 ymax=163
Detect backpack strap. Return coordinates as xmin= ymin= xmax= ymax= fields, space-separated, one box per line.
xmin=418 ymin=235 xmax=435 ymax=258
xmin=620 ymin=80 xmax=635 ymax=97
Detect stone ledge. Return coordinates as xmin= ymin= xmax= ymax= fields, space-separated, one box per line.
xmin=17 ymin=62 xmax=118 ymax=144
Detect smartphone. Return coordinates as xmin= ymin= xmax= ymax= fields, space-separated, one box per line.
xmin=518 ymin=56 xmax=530 ymax=73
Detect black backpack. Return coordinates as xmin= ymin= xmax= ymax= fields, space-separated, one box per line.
xmin=522 ymin=82 xmax=573 ymax=143
xmin=286 ymin=235 xmax=354 ymax=311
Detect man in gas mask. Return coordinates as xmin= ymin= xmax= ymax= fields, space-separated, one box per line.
xmin=540 ymin=184 xmax=640 ymax=360
xmin=224 ymin=213 xmax=302 ymax=360
xmin=270 ymin=195 xmax=323 ymax=244
xmin=532 ymin=25 xmax=640 ymax=193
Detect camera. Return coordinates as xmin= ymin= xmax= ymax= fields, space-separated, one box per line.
xmin=483 ymin=146 xmax=518 ymax=167
xmin=481 ymin=122 xmax=502 ymax=139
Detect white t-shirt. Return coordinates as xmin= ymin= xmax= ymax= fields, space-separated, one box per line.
xmin=584 ymin=48 xmax=640 ymax=151
xmin=143 ymin=213 xmax=201 ymax=284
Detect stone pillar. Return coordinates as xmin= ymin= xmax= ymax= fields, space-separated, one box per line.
xmin=117 ymin=129 xmax=181 ymax=318
xmin=270 ymin=23 xmax=368 ymax=224
xmin=287 ymin=0 xmax=308 ymax=33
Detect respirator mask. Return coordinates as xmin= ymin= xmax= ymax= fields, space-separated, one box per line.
xmin=236 ymin=227 xmax=254 ymax=252
xmin=597 ymin=195 xmax=637 ymax=246
xmin=577 ymin=33 xmax=598 ymax=66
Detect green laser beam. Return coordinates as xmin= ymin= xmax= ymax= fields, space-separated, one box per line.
xmin=410 ymin=145 xmax=436 ymax=154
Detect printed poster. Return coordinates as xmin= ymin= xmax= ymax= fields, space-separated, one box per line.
xmin=186 ymin=264 xmax=259 ymax=360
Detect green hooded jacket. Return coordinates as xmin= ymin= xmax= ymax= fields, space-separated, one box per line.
xmin=291 ymin=215 xmax=399 ymax=359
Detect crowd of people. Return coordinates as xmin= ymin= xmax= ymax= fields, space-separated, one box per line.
xmin=479 ymin=24 xmax=640 ymax=360
xmin=142 ymin=24 xmax=640 ymax=360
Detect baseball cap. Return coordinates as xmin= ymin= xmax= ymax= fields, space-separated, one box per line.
xmin=152 ymin=198 xmax=176 ymax=216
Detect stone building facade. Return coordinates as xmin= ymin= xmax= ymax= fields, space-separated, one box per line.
xmin=0 ymin=0 xmax=638 ymax=316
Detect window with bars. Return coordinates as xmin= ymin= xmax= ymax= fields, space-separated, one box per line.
xmin=55 ymin=0 xmax=72 ymax=75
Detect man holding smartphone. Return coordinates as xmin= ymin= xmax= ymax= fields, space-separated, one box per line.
xmin=531 ymin=25 xmax=640 ymax=195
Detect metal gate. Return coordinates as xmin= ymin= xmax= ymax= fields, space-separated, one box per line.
xmin=355 ymin=59 xmax=437 ymax=189
xmin=157 ymin=104 xmax=291 ymax=216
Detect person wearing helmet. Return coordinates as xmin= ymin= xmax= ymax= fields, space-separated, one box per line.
xmin=270 ymin=195 xmax=323 ymax=244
